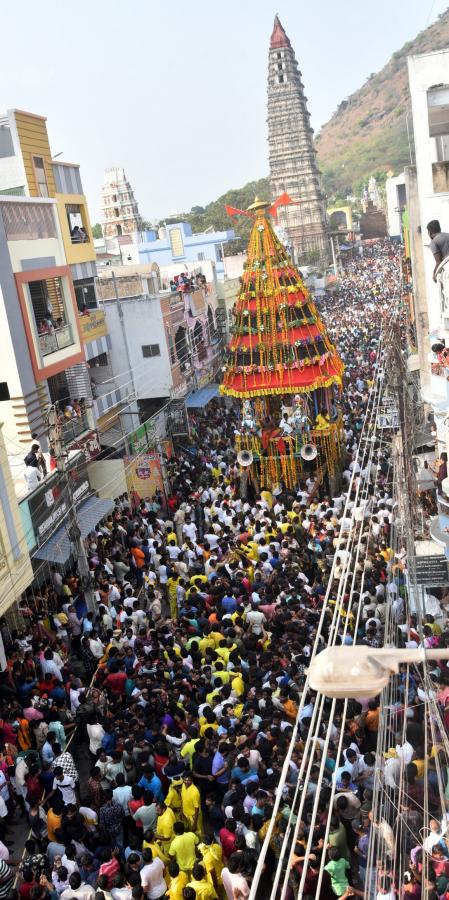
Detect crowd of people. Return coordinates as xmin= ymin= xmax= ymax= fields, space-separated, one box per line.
xmin=0 ymin=240 xmax=446 ymax=900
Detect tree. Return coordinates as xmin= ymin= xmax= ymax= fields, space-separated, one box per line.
xmin=158 ymin=177 xmax=271 ymax=249
xmin=91 ymin=223 xmax=103 ymax=239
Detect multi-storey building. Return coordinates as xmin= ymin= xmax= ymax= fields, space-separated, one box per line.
xmin=0 ymin=423 xmax=33 ymax=635
xmin=405 ymin=51 xmax=449 ymax=406
xmin=101 ymin=167 xmax=143 ymax=238
xmin=404 ymin=49 xmax=449 ymax=557
xmin=0 ymin=109 xmax=123 ymax=457
xmin=138 ymin=222 xmax=235 ymax=279
xmin=267 ymin=16 xmax=329 ymax=264
xmin=96 ymin=263 xmax=223 ymax=417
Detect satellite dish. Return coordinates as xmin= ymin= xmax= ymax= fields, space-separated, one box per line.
xmin=237 ymin=449 xmax=253 ymax=467
xmin=301 ymin=443 xmax=318 ymax=461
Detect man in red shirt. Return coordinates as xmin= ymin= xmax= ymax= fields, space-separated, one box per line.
xmin=219 ymin=818 xmax=238 ymax=861
xmin=104 ymin=664 xmax=127 ymax=697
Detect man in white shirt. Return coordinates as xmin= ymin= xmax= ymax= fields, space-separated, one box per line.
xmin=182 ymin=519 xmax=198 ymax=542
xmin=222 ymin=860 xmax=250 ymax=900
xmin=60 ymin=873 xmax=95 ymax=900
xmin=246 ymin=603 xmax=266 ymax=636
xmin=140 ymin=848 xmax=167 ymax=900
xmin=49 ymin=767 xmax=77 ymax=805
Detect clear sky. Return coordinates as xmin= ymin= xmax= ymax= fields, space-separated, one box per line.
xmin=0 ymin=0 xmax=445 ymax=221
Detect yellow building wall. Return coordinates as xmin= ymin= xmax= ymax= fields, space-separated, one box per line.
xmin=0 ymin=426 xmax=33 ymax=616
xmin=327 ymin=205 xmax=353 ymax=230
xmin=13 ymin=110 xmax=56 ymax=198
xmin=56 ymin=193 xmax=96 ymax=265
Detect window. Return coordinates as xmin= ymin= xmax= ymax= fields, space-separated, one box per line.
xmin=277 ymin=52 xmax=282 ymax=59
xmin=114 ymin=207 xmax=120 ymax=218
xmin=169 ymin=227 xmax=185 ymax=259
xmin=197 ymin=252 xmax=205 ymax=261
xmin=89 ymin=352 xmax=108 ymax=367
xmin=116 ymin=224 xmax=122 ymax=236
xmin=428 ymin=85 xmax=449 ymax=193
xmin=32 ymin=156 xmax=49 ymax=197
xmin=75 ymin=279 xmax=97 ymax=311
xmin=142 ymin=344 xmax=160 ymax=358
xmin=66 ymin=204 xmax=89 ymax=244
xmin=112 ymin=194 xmax=117 ymax=203
xmin=167 ymin=332 xmax=176 ymax=365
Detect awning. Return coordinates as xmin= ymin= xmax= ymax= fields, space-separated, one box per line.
xmin=186 ymin=383 xmax=219 ymax=408
xmin=33 ymin=496 xmax=115 ymax=565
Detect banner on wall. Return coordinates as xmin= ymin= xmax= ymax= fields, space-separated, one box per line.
xmin=124 ymin=454 xmax=165 ymax=509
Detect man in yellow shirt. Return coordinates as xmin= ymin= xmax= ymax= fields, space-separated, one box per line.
xmin=198 ymin=837 xmax=223 ymax=892
xmin=165 ymin=778 xmax=183 ymax=819
xmin=169 ymin=821 xmax=199 ymax=873
xmin=180 ymin=734 xmax=200 ymax=767
xmin=181 ymin=773 xmax=202 ymax=834
xmin=166 ymin=860 xmax=189 ymax=900
xmin=186 ymin=862 xmax=218 ymax=899
xmin=155 ymin=800 xmax=176 ymax=856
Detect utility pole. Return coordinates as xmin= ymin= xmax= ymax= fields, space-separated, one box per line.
xmin=47 ymin=404 xmax=96 ymax=613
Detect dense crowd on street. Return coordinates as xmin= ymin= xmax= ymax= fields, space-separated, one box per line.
xmin=0 ymin=240 xmax=447 ymax=900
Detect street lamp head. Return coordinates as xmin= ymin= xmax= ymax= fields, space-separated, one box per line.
xmin=308 ymin=645 xmax=449 ymax=699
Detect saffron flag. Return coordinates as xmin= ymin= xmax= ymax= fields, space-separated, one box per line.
xmin=224 ymin=205 xmax=253 ymax=218
xmin=269 ymin=192 xmax=297 ymax=219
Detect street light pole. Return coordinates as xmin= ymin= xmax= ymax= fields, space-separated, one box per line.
xmin=47 ymin=404 xmax=95 ymax=613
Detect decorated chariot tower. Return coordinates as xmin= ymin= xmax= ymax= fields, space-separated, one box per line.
xmin=220 ymin=198 xmax=344 ymax=491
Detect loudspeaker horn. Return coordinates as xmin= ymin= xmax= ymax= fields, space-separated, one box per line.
xmin=237 ymin=449 xmax=253 ymax=467
xmin=301 ymin=443 xmax=318 ymax=461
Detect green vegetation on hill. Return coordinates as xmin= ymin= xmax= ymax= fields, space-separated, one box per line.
xmin=316 ymin=9 xmax=449 ymax=200
xmin=163 ymin=178 xmax=270 ymax=254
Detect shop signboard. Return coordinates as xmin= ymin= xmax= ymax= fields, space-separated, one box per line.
xmin=27 ymin=456 xmax=90 ymax=546
xmin=124 ymin=454 xmax=164 ymax=507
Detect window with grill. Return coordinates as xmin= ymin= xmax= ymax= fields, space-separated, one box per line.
xmin=32 ymin=156 xmax=49 ymax=197
xmin=142 ymin=344 xmax=160 ymax=358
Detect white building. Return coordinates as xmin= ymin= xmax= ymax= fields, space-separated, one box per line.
xmin=385 ymin=172 xmax=406 ymax=237
xmin=407 ymin=49 xmax=449 ymax=418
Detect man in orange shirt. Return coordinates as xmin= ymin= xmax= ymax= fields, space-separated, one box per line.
xmin=131 ymin=545 xmax=145 ymax=586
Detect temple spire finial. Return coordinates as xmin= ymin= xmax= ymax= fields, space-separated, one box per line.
xmin=270 ymin=14 xmax=291 ymax=49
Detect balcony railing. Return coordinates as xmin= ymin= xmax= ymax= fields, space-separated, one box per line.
xmin=61 ymin=412 xmax=90 ymax=443
xmin=39 ymin=324 xmax=74 ymax=357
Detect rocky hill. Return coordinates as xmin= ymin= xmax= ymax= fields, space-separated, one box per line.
xmin=316 ymin=9 xmax=449 ymax=199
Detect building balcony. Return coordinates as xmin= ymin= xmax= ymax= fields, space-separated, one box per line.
xmin=39 ymin=323 xmax=74 ymax=357
xmin=61 ymin=411 xmax=90 ymax=443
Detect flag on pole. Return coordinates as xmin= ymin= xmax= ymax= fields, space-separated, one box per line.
xmin=224 ymin=205 xmax=254 ymax=218
xmin=269 ymin=192 xmax=297 ymax=220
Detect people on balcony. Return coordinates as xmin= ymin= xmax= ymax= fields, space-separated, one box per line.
xmin=427 ymin=220 xmax=449 ymax=282
xmin=70 ymin=225 xmax=89 ymax=244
